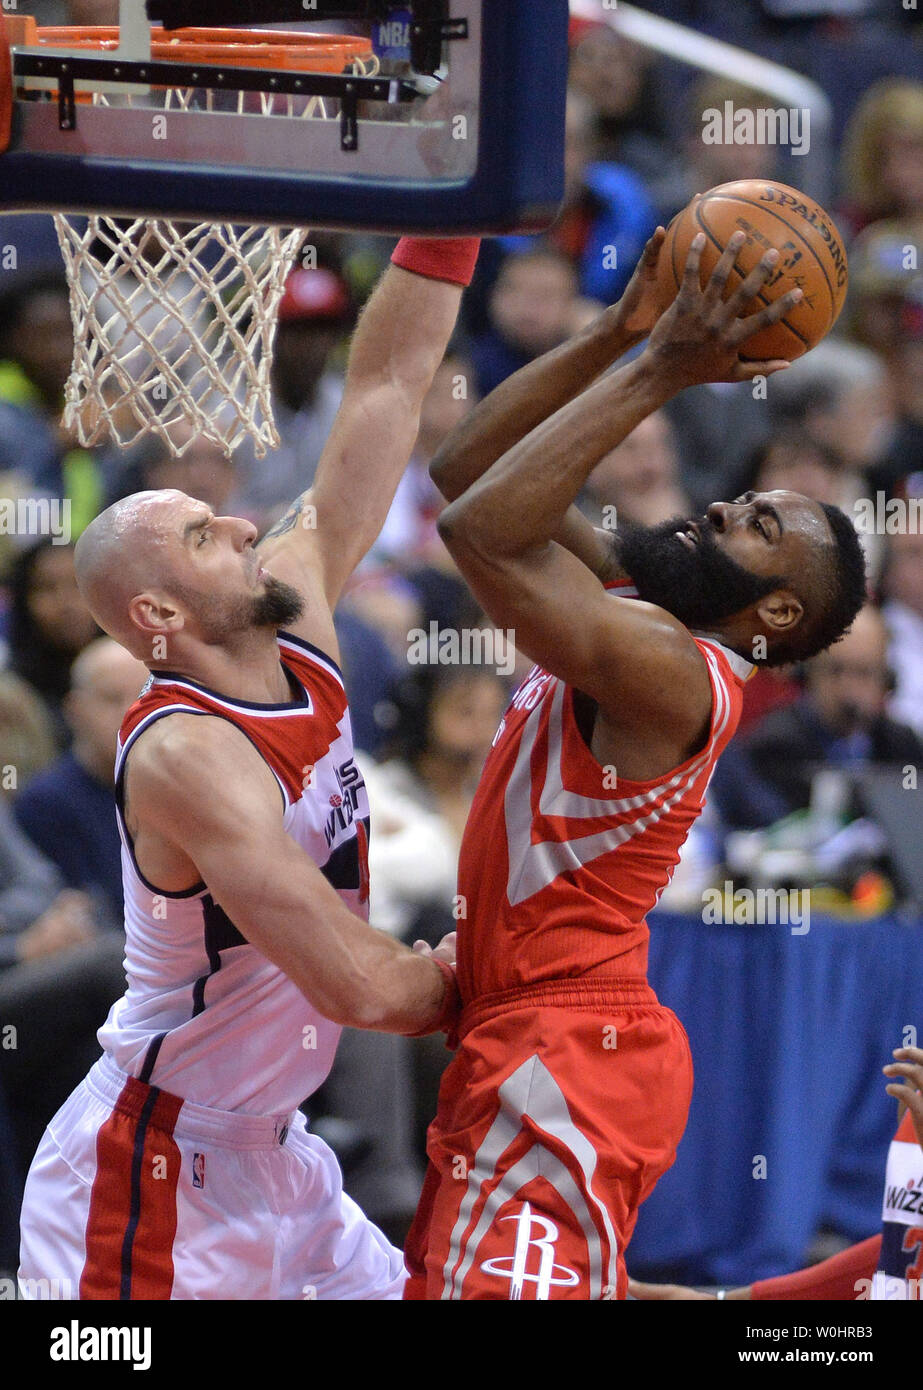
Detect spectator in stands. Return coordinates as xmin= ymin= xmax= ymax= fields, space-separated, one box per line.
xmin=13 ymin=637 xmax=148 ymax=924
xmin=578 ymin=410 xmax=692 ymax=531
xmin=735 ymin=429 xmax=854 ymax=508
xmin=0 ymin=271 xmax=106 ymax=536
xmin=363 ymin=664 xmax=509 ymax=942
xmin=0 ymin=794 xmax=124 ymax=1236
xmin=229 ymin=262 xmax=355 ymax=524
xmin=320 ymin=665 xmax=508 ymax=1237
xmin=710 ymin=605 xmax=923 ymax=830
xmin=869 ymin=292 xmax=923 ymax=502
xmin=331 ymin=662 xmax=508 ymax=1215
xmin=655 ymin=76 xmax=791 ymax=503
xmin=108 ymin=422 xmax=239 ymax=514
xmin=726 ymin=430 xmax=859 ymax=733
xmin=468 ymin=247 xmax=584 ymax=400
xmin=342 ymin=575 xmax=424 ymax=668
xmin=880 ymin=529 xmax=923 ymax=741
xmin=0 ymin=797 xmax=92 ymax=970
xmin=567 ymin=18 xmax=682 ymax=215
xmin=2 ymin=539 xmax=99 ymax=746
xmin=680 ymin=76 xmax=782 ymax=205
xmin=509 ymin=90 xmax=655 ymax=308
xmin=370 ymin=345 xmax=482 ymax=642
xmin=0 ymin=673 xmax=57 ymax=796
xmin=465 ymin=90 xmax=655 ymax=337
xmin=844 ymin=221 xmax=923 ymax=500
xmin=371 ymin=346 xmax=476 ymax=570
xmin=767 ymin=338 xmax=897 ymax=580
xmin=847 ymin=218 xmax=923 ymax=358
xmin=840 ymin=79 xmax=923 ymax=236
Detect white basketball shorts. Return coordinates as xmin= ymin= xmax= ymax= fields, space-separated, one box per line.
xmin=18 ymin=1052 xmax=406 ymax=1300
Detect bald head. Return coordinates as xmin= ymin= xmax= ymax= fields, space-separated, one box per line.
xmin=74 ymin=489 xmax=302 ymax=669
xmin=69 ymin=633 xmax=149 ymax=694
xmin=73 ymin=491 xmax=187 ymax=654
xmin=66 ymin=636 xmax=150 ymax=781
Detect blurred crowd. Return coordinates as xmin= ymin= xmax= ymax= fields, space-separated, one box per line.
xmin=0 ymin=1 xmax=921 ymax=1273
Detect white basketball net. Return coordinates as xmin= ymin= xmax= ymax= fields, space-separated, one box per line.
xmin=50 ymin=69 xmax=380 ymax=459
xmin=55 ymin=215 xmax=308 ymax=459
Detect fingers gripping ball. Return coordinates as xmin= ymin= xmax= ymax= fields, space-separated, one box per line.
xmin=655 ymin=180 xmax=849 ymax=360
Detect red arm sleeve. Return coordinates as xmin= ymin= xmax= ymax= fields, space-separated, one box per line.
xmin=750 ymin=1235 xmax=882 ymax=1301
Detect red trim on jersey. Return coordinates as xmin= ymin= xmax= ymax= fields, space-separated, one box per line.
xmin=750 ymin=1235 xmax=881 ymax=1301
xmin=80 ymin=1079 xmax=183 ymax=1300
xmin=119 ymin=638 xmax=348 ymax=806
xmin=897 ymin=1107 xmax=920 ymax=1144
xmin=355 ymin=817 xmax=370 ymax=905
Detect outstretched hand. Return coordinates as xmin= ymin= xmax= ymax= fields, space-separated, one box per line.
xmin=612 ymin=226 xmax=668 ymax=341
xmin=642 ymin=230 xmax=801 ymax=390
xmin=883 ymin=1045 xmax=923 ymax=1150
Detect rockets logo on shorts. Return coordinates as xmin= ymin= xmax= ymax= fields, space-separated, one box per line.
xmin=480 ymin=1203 xmax=580 ymax=1300
xmin=192 ymin=1153 xmax=206 ymax=1189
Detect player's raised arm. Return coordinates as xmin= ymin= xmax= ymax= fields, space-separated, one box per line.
xmin=429 ymin=229 xmax=666 ymax=576
xmin=437 ymin=235 xmax=801 ymax=740
xmin=125 ymin=715 xmax=459 ymax=1038
xmin=256 ymin=238 xmax=479 ymax=608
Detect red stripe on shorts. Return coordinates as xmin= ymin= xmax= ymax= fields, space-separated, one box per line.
xmin=80 ymin=1077 xmax=184 ymax=1300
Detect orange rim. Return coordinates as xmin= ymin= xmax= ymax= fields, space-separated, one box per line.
xmin=34 ymin=26 xmax=373 ymax=74
xmin=0 ymin=12 xmax=11 ymax=155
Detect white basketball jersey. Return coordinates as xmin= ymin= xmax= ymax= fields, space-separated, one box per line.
xmin=98 ymin=632 xmax=371 ymax=1114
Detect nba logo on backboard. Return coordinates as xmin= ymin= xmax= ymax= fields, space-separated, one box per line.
xmin=372 ymin=9 xmax=413 ymax=63
xmin=192 ymin=1153 xmax=206 ymax=1189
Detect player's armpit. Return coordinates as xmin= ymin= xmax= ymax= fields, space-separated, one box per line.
xmin=125 ymin=715 xmax=450 ymax=1036
xmin=438 ymin=529 xmax=712 ymax=748
xmin=252 ymin=499 xmax=341 ymax=660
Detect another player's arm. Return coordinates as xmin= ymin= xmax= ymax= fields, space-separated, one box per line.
xmin=629 ymin=1236 xmax=884 ymax=1300
xmin=430 ymin=229 xmax=667 ymax=578
xmin=883 ymin=1045 xmax=923 ymax=1147
xmin=256 ymin=242 xmax=476 ymax=615
xmin=125 ymin=716 xmax=456 ymax=1036
xmin=437 ymin=237 xmax=800 ymax=737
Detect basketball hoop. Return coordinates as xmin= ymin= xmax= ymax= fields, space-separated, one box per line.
xmin=34 ymin=26 xmax=376 ymax=459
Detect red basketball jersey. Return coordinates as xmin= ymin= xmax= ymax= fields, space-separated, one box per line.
xmin=455 ymin=584 xmax=753 ymax=999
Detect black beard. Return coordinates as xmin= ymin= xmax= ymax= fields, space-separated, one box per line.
xmin=177 ymin=574 xmax=305 ymax=642
xmin=251 ymin=575 xmax=305 ymax=630
xmin=615 ymin=515 xmax=785 ymax=630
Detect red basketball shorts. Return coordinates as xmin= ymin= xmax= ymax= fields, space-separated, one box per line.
xmin=404 ymin=978 xmax=693 ymax=1301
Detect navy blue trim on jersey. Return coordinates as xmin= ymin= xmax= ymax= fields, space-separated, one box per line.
xmin=114 ymin=732 xmax=207 ymax=899
xmin=320 ymin=815 xmax=370 ymax=893
xmin=191 ymin=894 xmax=248 ymax=1019
xmin=139 ymin=1033 xmax=167 ymax=1085
xmin=116 ymin=708 xmax=290 ymax=900
xmin=881 ymin=1220 xmax=917 ymax=1282
xmin=119 ymin=1083 xmax=160 ymax=1300
xmin=150 ymin=660 xmax=311 ymax=712
xmin=277 ymin=630 xmax=343 ymax=681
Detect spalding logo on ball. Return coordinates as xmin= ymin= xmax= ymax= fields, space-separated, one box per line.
xmin=655 ymin=179 xmax=849 ymax=360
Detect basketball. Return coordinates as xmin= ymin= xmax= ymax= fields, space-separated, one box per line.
xmin=654 ymin=179 xmax=849 ymax=360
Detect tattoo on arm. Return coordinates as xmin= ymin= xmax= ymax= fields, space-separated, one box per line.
xmin=259 ymin=492 xmax=312 ymax=544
